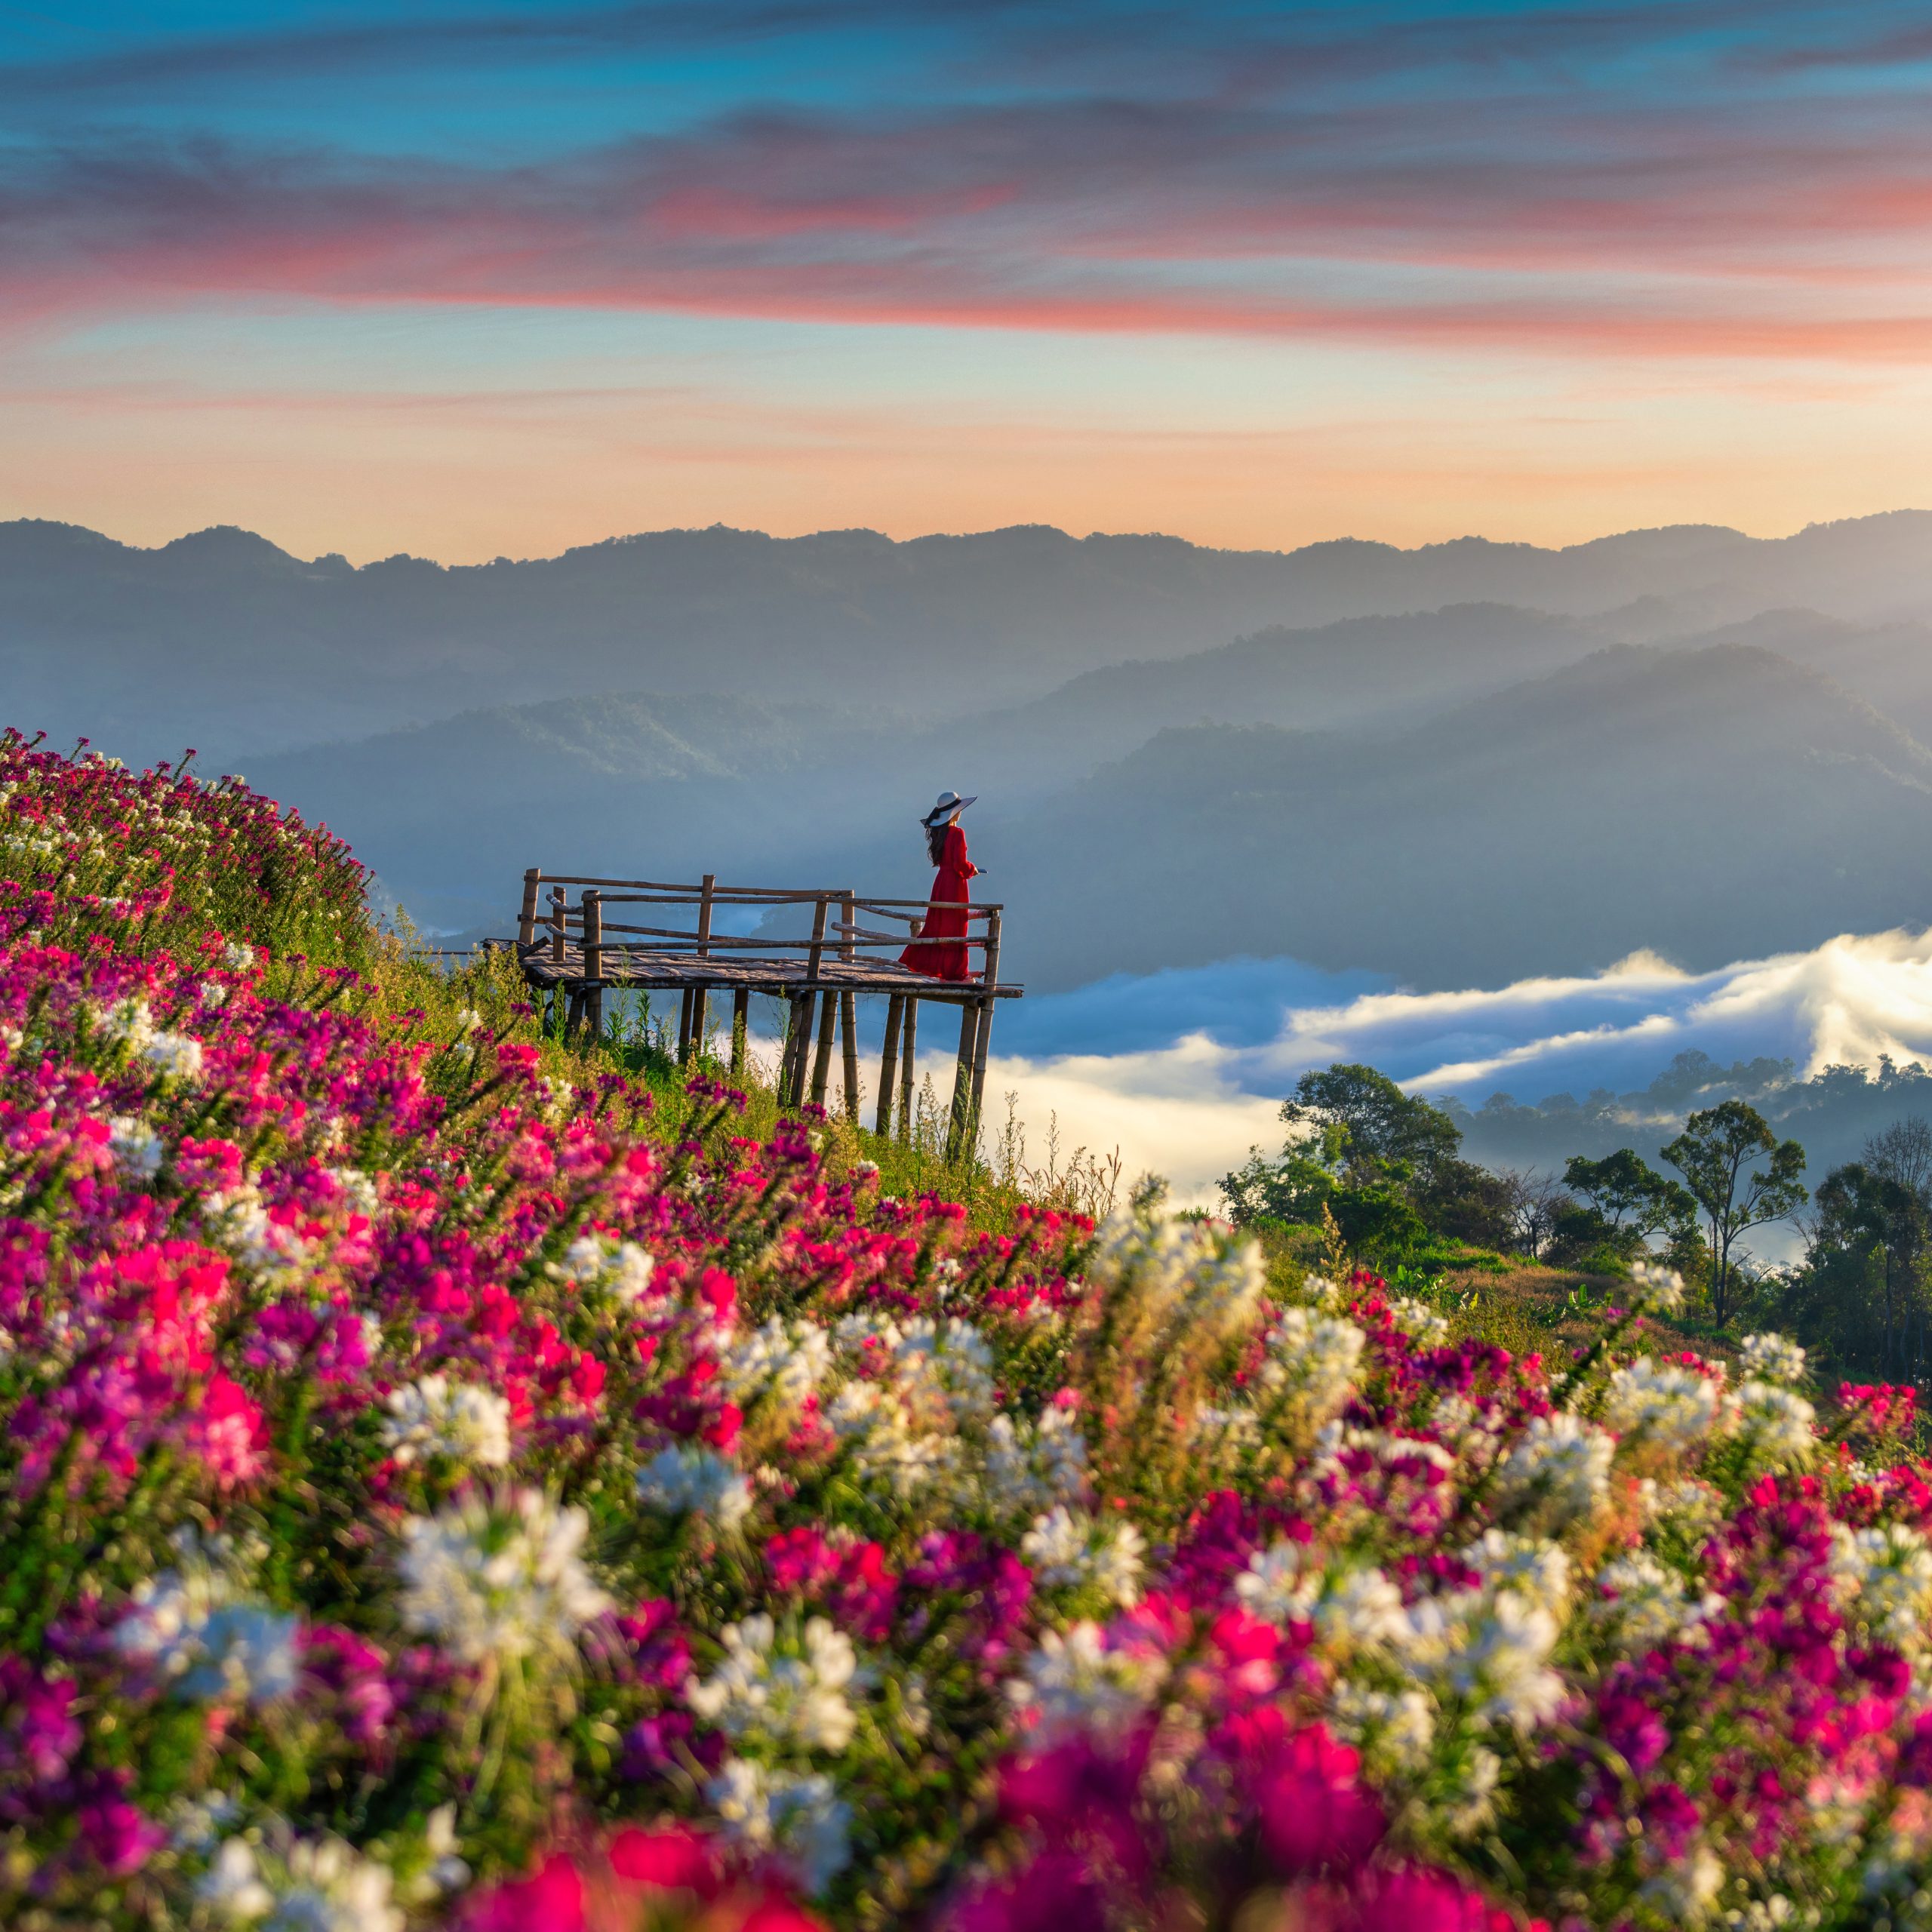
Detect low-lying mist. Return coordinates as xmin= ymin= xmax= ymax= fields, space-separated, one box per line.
xmin=984 ymin=928 xmax=1932 ymax=1207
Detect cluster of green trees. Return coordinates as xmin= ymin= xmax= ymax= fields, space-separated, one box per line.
xmin=1224 ymin=1061 xmax=1932 ymax=1378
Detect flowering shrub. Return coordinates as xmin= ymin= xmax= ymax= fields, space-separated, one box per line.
xmin=1 ymin=742 xmax=1930 ymax=1932
xmin=0 ymin=728 xmax=366 ymax=958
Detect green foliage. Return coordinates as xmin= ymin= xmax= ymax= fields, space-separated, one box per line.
xmin=1661 ymin=1100 xmax=1808 ymax=1326
xmin=1562 ymin=1149 xmax=1696 ymax=1246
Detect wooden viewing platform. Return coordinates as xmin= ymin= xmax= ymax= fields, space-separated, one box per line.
xmin=514 ymin=869 xmax=1023 ymax=1160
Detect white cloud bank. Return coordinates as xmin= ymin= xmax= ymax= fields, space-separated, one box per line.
xmin=988 ymin=929 xmax=1932 ymax=1205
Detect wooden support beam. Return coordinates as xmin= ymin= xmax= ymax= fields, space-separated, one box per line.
xmin=689 ymin=873 xmax=715 ymax=1063
xmin=875 ymin=994 xmax=904 ymax=1137
xmin=549 ymin=886 xmax=567 ymax=968
xmin=944 ymin=1001 xmax=980 ymax=1164
xmin=968 ymin=906 xmax=1001 ymax=1126
xmin=782 ymin=992 xmax=814 ymax=1106
xmin=839 ymin=992 xmax=860 ymax=1122
xmin=898 ymin=998 xmax=917 ymax=1143
xmin=582 ymin=891 xmax=605 ymax=1041
xmin=731 ymin=988 xmax=750 ymax=1081
xmin=810 ymin=989 xmax=837 ymax=1109
xmin=677 ymin=986 xmax=696 ymax=1063
xmin=517 ymin=868 xmax=542 ymax=948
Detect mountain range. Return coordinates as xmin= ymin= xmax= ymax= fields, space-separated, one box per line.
xmin=8 ymin=510 xmax=1932 ymax=1004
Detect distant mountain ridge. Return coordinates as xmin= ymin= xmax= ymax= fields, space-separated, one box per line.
xmin=995 ymin=641 xmax=1932 ymax=988
xmin=8 ymin=509 xmax=1932 ymax=769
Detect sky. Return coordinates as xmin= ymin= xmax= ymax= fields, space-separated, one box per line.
xmin=5 ymin=1 xmax=1932 ymax=561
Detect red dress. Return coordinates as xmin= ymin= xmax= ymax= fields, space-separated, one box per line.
xmin=901 ymin=823 xmax=978 ymax=981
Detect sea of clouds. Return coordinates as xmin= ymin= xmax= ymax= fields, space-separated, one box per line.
xmin=987 ymin=928 xmax=1932 ymax=1205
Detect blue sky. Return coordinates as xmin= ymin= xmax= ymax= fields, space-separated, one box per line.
xmin=5 ymin=1 xmax=1932 ymax=558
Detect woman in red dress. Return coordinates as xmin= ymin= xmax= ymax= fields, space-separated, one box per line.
xmin=901 ymin=789 xmax=980 ymax=981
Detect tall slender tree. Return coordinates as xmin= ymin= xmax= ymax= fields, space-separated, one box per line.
xmin=1661 ymin=1101 xmax=1807 ymax=1326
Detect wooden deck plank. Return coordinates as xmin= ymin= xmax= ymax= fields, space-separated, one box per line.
xmin=518 ymin=942 xmax=1021 ymax=1001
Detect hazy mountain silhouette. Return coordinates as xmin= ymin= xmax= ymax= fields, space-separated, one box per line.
xmin=11 ymin=509 xmax=1932 ymax=769
xmin=995 ymin=643 xmax=1932 ymax=989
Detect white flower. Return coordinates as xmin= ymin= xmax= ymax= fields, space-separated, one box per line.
xmin=721 ymin=1316 xmax=832 ymax=1413
xmin=1312 ymin=1566 xmax=1411 ymax=1652
xmin=1629 ymin=1261 xmax=1687 ymax=1313
xmin=114 ymin=1552 xmax=299 ymax=1709
xmin=827 ymin=1380 xmax=958 ymax=1499
xmin=1734 ymin=1380 xmax=1817 ymax=1472
xmin=1605 ymin=1358 xmax=1727 ymax=1454
xmin=1641 ymin=1845 xmax=1724 ymax=1923
xmin=1831 ymin=1521 xmax=1932 ymax=1653
xmin=1387 ymin=1294 xmax=1451 ymax=1346
xmin=197 ymin=1839 xmax=275 ymax=1921
xmin=107 ymin=1114 xmax=165 ymax=1179
xmin=197 ymin=1829 xmax=405 ymax=1932
xmin=1441 ymin=1591 xmax=1567 ymax=1732
xmin=1021 ymin=1506 xmax=1146 ymax=1607
xmin=381 ymin=1376 xmax=512 ymax=1471
xmin=96 ymin=996 xmax=155 ymax=1051
xmin=686 ymin=1614 xmax=859 ymax=1752
xmin=397 ymin=1488 xmax=610 ymax=1668
xmin=1460 ymin=1531 xmax=1571 ymax=1615
xmin=1328 ymin=1682 xmax=1435 ymax=1772
xmin=707 ymin=1759 xmax=853 ymax=1897
xmin=1444 ymin=1745 xmax=1502 ymax=1835
xmin=1084 ymin=1211 xmax=1264 ymax=1336
xmin=1257 ymin=1308 xmax=1364 ymax=1432
xmin=1589 ymin=1551 xmax=1724 ymax=1656
xmin=223 ymin=941 xmax=256 ymax=971
xmin=1235 ymin=1539 xmax=1322 ymax=1626
xmin=636 ymin=1443 xmax=754 ymax=1530
xmin=1740 ymin=1333 xmax=1807 ymax=1386
xmin=1494 ymin=1413 xmax=1614 ymax=1527
xmin=141 ymin=1029 xmax=205 ymax=1082
xmin=891 ymin=1315 xmax=997 ymax=1427
xmin=1006 ymin=1621 xmax=1164 ymax=1744
xmin=562 ymin=1236 xmax=662 ymax=1309
xmin=984 ymin=1406 xmax=1090 ymax=1518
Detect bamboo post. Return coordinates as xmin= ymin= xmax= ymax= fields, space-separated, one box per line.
xmin=678 ymin=987 xmax=697 ymax=1063
xmin=810 ymin=990 xmax=837 ymax=1109
xmin=582 ymin=891 xmax=604 ymax=1041
xmin=875 ymin=994 xmax=904 ymax=1137
xmin=805 ymin=894 xmax=829 ymax=986
xmin=837 ymin=891 xmax=859 ymax=1121
xmin=689 ymin=873 xmax=715 ymax=1064
xmin=731 ymin=988 xmax=750 ymax=1081
xmin=968 ymin=907 xmax=1001 ymax=1125
xmin=898 ymin=998 xmax=917 ymax=1143
xmin=548 ymin=885 xmax=568 ymax=1036
xmin=782 ymin=992 xmax=814 ymax=1106
xmin=945 ymin=1001 xmax=980 ymax=1164
xmin=840 ymin=993 xmax=860 ymax=1122
xmin=517 ymin=868 xmax=542 ymax=948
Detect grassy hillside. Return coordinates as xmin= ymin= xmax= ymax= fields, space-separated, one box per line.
xmin=0 ymin=731 xmax=1921 ymax=1932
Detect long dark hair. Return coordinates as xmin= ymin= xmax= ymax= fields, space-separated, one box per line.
xmin=925 ymin=817 xmax=952 ymax=866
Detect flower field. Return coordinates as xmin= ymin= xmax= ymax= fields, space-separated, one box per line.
xmin=2 ymin=731 xmax=1931 ymax=1932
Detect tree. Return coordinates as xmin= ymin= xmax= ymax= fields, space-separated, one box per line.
xmin=1498 ymin=1169 xmax=1570 ymax=1260
xmin=1811 ymin=1162 xmax=1927 ymax=1378
xmin=1660 ymin=1101 xmax=1807 ymax=1327
xmin=1561 ymin=1149 xmax=1697 ymax=1248
xmin=1281 ymin=1064 xmax=1462 ymax=1192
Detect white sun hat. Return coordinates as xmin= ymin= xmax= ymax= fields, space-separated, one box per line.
xmin=921 ymin=789 xmax=977 ymax=826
